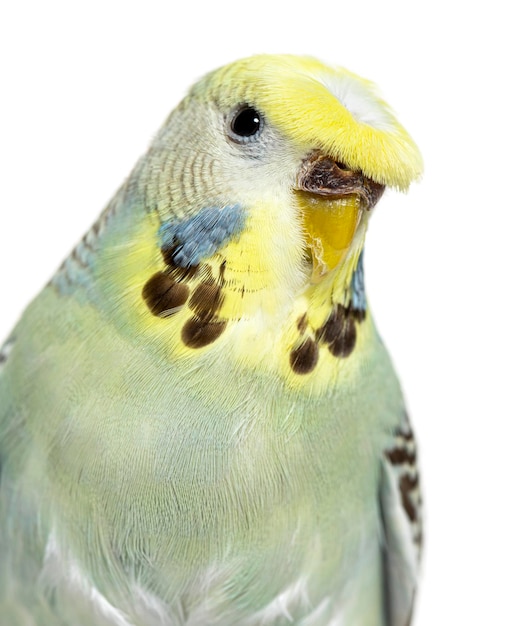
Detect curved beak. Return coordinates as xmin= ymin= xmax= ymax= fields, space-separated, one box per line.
xmin=296 ymin=151 xmax=385 ymax=208
xmin=295 ymin=152 xmax=385 ymax=282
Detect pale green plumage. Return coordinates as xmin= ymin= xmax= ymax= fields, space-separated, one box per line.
xmin=0 ymin=55 xmax=422 ymax=625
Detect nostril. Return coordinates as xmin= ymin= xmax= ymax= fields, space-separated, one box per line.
xmin=334 ymin=161 xmax=350 ymax=171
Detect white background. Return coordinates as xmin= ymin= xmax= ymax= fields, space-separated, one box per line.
xmin=1 ymin=2 xmax=505 ymax=624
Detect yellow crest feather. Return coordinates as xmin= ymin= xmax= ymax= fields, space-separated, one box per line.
xmin=197 ymin=54 xmax=423 ymax=190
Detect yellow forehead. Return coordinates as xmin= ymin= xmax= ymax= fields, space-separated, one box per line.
xmin=193 ymin=55 xmax=423 ymax=190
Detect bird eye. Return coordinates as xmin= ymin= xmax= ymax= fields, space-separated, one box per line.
xmin=228 ymin=105 xmax=263 ymax=142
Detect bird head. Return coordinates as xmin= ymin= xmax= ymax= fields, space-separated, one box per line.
xmin=100 ymin=55 xmax=422 ymax=376
xmin=138 ymin=54 xmax=421 ymax=288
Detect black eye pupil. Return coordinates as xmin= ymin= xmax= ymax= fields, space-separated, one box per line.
xmin=231 ymin=107 xmax=261 ymax=137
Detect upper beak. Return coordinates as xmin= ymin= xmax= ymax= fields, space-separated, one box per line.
xmin=296 ymin=151 xmax=385 ymax=210
xmin=295 ymin=152 xmax=385 ymax=282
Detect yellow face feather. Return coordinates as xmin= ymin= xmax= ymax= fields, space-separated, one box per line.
xmin=100 ymin=206 xmax=371 ymax=394
xmin=196 ymin=55 xmax=423 ymax=190
xmin=96 ymin=55 xmax=421 ymax=392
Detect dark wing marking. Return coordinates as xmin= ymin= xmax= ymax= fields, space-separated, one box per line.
xmin=380 ymin=412 xmax=423 ymax=626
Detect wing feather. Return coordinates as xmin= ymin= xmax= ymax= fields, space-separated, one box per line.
xmin=380 ymin=412 xmax=423 ymax=626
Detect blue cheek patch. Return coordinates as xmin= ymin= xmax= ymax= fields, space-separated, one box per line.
xmin=351 ymin=250 xmax=366 ymax=312
xmin=159 ymin=205 xmax=245 ymax=267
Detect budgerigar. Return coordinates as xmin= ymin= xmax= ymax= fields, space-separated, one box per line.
xmin=0 ymin=55 xmax=423 ymax=626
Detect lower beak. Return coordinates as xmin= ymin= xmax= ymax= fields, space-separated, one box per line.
xmin=295 ymin=152 xmax=385 ymax=282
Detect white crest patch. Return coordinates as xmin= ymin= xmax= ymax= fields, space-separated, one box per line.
xmin=319 ymin=72 xmax=397 ymax=133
